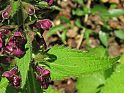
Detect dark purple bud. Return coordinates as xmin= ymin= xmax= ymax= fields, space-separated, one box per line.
xmin=0 ymin=29 xmax=11 ymax=35
xmin=46 ymin=0 xmax=54 ymax=5
xmin=36 ymin=19 xmax=53 ymax=30
xmin=12 ymin=75 xmax=21 ymax=89
xmin=2 ymin=5 xmax=12 ymax=19
xmin=2 ymin=67 xmax=18 ymax=78
xmin=0 ymin=56 xmax=14 ymax=64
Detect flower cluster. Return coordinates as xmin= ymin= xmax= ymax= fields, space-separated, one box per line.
xmin=0 ymin=30 xmax=26 ymax=58
xmin=2 ymin=67 xmax=21 ymax=89
xmin=0 ymin=0 xmax=54 ymax=90
xmin=33 ymin=65 xmax=51 ymax=89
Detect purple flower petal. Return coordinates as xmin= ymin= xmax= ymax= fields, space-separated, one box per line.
xmin=12 ymin=48 xmax=25 ymax=57
xmin=2 ymin=67 xmax=18 ymax=78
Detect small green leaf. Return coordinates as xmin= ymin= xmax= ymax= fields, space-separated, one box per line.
xmin=50 ymin=6 xmax=61 ymax=11
xmin=72 ymin=8 xmax=84 ymax=16
xmin=99 ymin=31 xmax=109 ymax=47
xmin=108 ymin=9 xmax=124 ymax=17
xmin=91 ymin=5 xmax=107 ymax=14
xmin=47 ymin=46 xmax=118 ymax=79
xmin=114 ymin=30 xmax=124 ymax=40
xmin=38 ymin=1 xmax=48 ymax=8
xmin=59 ymin=16 xmax=70 ymax=24
xmin=11 ymin=0 xmax=20 ymax=17
xmin=75 ymin=19 xmax=83 ymax=28
xmin=47 ymin=25 xmax=66 ymax=37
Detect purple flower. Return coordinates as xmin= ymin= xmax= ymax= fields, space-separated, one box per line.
xmin=5 ymin=31 xmax=26 ymax=57
xmin=33 ymin=65 xmax=51 ymax=89
xmin=37 ymin=75 xmax=50 ymax=89
xmin=2 ymin=67 xmax=21 ymax=89
xmin=2 ymin=5 xmax=12 ymax=19
xmin=36 ymin=19 xmax=53 ymax=30
xmin=2 ymin=67 xmax=18 ymax=78
xmin=46 ymin=0 xmax=54 ymax=5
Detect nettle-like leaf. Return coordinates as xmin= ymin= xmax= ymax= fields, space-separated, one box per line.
xmin=101 ymin=55 xmax=124 ymax=93
xmin=16 ymin=34 xmax=31 ymax=88
xmin=47 ymin=46 xmax=118 ymax=80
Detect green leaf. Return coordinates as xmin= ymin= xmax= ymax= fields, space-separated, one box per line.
xmin=59 ymin=16 xmax=70 ymax=24
xmin=23 ymin=67 xmax=43 ymax=93
xmin=108 ymin=9 xmax=124 ymax=17
xmin=75 ymin=19 xmax=83 ymax=28
xmin=38 ymin=1 xmax=48 ymax=8
xmin=50 ymin=6 xmax=61 ymax=11
xmin=61 ymin=29 xmax=67 ymax=43
xmin=77 ymin=72 xmax=105 ymax=93
xmin=0 ymin=78 xmax=8 ymax=93
xmin=99 ymin=31 xmax=109 ymax=47
xmin=45 ymin=86 xmax=60 ymax=93
xmin=91 ymin=5 xmax=107 ymax=14
xmin=16 ymin=34 xmax=31 ymax=88
xmin=114 ymin=30 xmax=124 ymax=40
xmin=11 ymin=0 xmax=20 ymax=17
xmin=72 ymin=8 xmax=84 ymax=16
xmin=47 ymin=25 xmax=66 ymax=37
xmin=101 ymin=55 xmax=124 ymax=93
xmin=47 ymin=46 xmax=118 ymax=79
